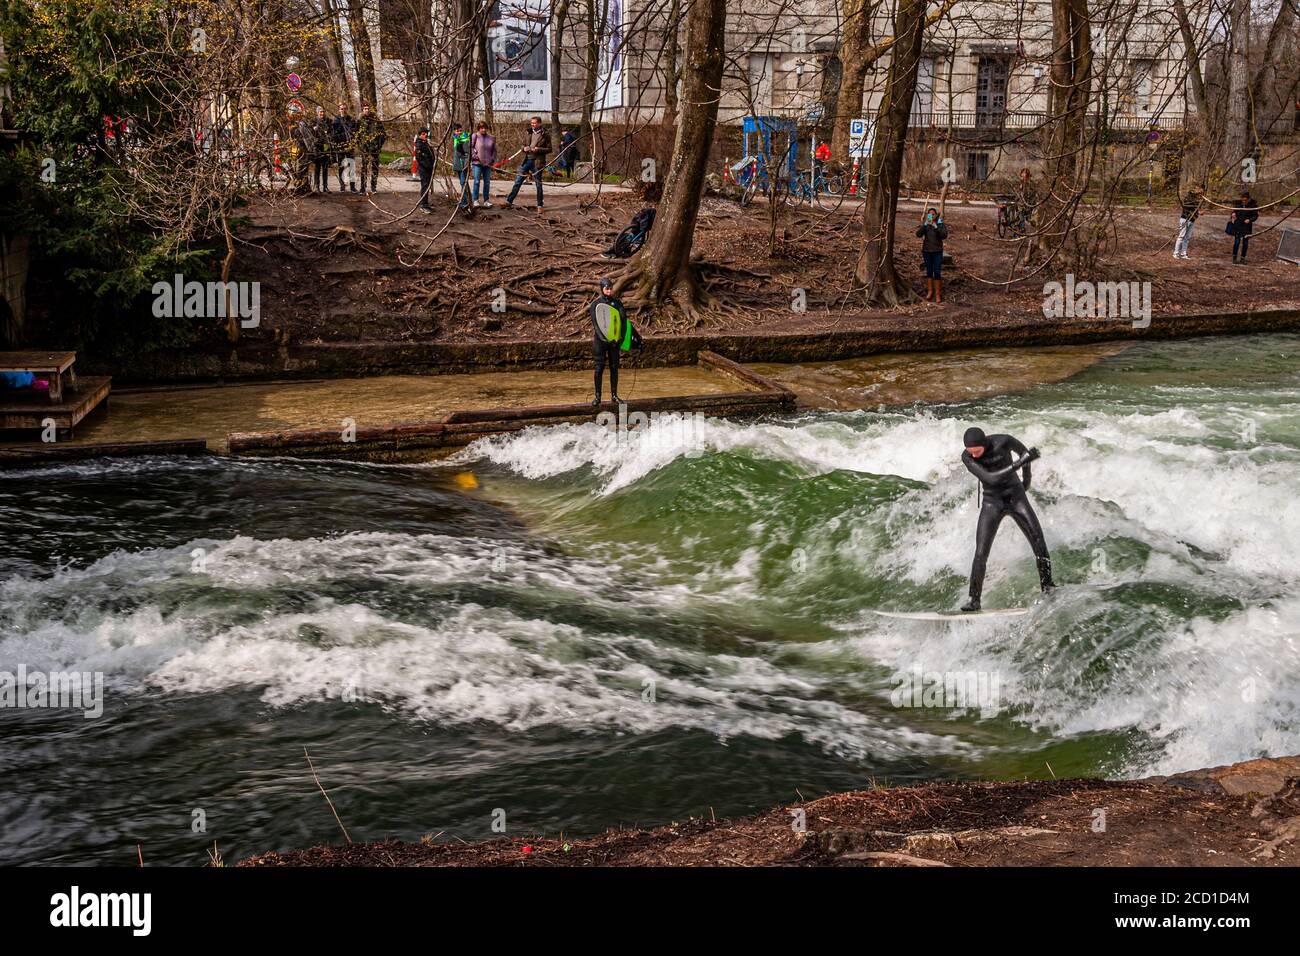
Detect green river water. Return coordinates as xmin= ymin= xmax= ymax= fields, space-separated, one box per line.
xmin=1 ymin=333 xmax=1297 ymax=865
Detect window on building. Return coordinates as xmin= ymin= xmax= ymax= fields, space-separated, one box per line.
xmin=965 ymin=150 xmax=990 ymax=181
xmin=1128 ymin=59 xmax=1155 ymax=113
xmin=976 ymin=56 xmax=1010 ymax=127
xmin=747 ymin=54 xmax=774 ymax=114
xmin=912 ymin=56 xmax=935 ymax=120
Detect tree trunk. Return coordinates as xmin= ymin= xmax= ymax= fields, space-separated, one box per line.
xmin=1036 ymin=0 xmax=1092 ymax=256
xmin=1224 ymin=0 xmax=1251 ymax=178
xmin=344 ymin=0 xmax=380 ymax=110
xmin=662 ymin=0 xmax=681 ymax=128
xmin=618 ymin=0 xmax=726 ymax=319
xmin=579 ymin=0 xmax=609 ymax=162
xmin=1250 ymin=0 xmax=1298 ymax=141
xmin=830 ymin=0 xmax=956 ymax=161
xmin=851 ymin=0 xmax=926 ymax=304
xmin=323 ymin=0 xmax=354 ymax=105
xmin=830 ymin=0 xmax=872 ymax=163
xmin=550 ymin=0 xmax=573 ymax=148
xmin=1172 ymin=0 xmax=1212 ymax=193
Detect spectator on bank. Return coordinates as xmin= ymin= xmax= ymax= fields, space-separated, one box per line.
xmin=1228 ymin=191 xmax=1259 ymax=264
xmin=415 ymin=128 xmax=435 ymax=214
xmin=290 ymin=112 xmax=314 ymax=195
xmin=309 ymin=106 xmax=332 ymax=192
xmin=356 ymin=103 xmax=386 ymax=194
xmin=451 ymin=122 xmax=471 ymax=209
xmin=505 ymin=116 xmax=550 ymax=212
xmin=1013 ymin=167 xmax=1036 ymax=237
xmin=916 ymin=206 xmax=949 ymax=304
xmin=1174 ymin=186 xmax=1202 ymax=260
xmin=471 ymin=121 xmax=496 ymax=208
xmin=331 ymin=101 xmax=358 ymax=193
xmin=558 ymin=128 xmax=578 ymax=177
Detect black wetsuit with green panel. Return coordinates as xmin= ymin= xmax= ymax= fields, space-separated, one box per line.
xmin=590 ymin=293 xmax=629 ymax=402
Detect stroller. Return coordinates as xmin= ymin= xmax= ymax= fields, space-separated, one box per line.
xmin=601 ymin=207 xmax=656 ymax=259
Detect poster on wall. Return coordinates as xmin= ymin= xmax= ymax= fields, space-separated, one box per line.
xmin=483 ymin=0 xmax=551 ymax=113
xmin=595 ymin=0 xmax=623 ymax=111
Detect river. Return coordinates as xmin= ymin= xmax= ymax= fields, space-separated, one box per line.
xmin=1 ymin=333 xmax=1297 ymax=865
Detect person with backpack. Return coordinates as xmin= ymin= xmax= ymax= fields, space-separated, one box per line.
xmin=558 ymin=128 xmax=578 ymax=177
xmin=504 ymin=116 xmax=551 ymax=212
xmin=590 ymin=276 xmax=642 ymax=406
xmin=414 ymin=128 xmax=435 ymax=214
xmin=356 ymin=103 xmax=387 ymax=194
xmin=471 ymin=121 xmax=496 ymax=208
xmin=601 ymin=207 xmax=656 ymax=259
xmin=1228 ymin=191 xmax=1259 ymax=264
xmin=916 ymin=206 xmax=949 ymax=303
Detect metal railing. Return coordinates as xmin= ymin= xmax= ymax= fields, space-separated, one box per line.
xmin=907 ymin=109 xmax=1183 ymax=132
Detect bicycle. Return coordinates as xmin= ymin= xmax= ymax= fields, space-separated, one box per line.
xmin=995 ymin=195 xmax=1028 ymax=239
xmin=793 ymin=164 xmax=847 ymax=211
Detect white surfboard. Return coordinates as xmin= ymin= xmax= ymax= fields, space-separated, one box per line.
xmin=872 ymin=608 xmax=1029 ymax=621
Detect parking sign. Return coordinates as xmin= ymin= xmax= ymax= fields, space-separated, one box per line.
xmin=849 ymin=118 xmax=874 ymax=159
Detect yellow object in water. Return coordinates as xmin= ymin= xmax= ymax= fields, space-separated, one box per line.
xmin=453 ymin=472 xmax=478 ymax=489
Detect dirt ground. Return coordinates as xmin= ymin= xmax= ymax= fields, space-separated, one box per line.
xmin=241 ymin=756 xmax=1300 ymax=867
xmin=230 ymin=171 xmax=1300 ymax=349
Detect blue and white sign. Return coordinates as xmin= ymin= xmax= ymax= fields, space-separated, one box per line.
xmin=849 ymin=118 xmax=875 ymax=158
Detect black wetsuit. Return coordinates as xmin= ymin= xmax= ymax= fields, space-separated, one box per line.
xmin=591 ymin=293 xmax=625 ymax=402
xmin=962 ymin=434 xmax=1054 ymax=603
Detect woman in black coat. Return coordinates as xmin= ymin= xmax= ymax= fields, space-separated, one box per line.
xmin=1228 ymin=191 xmax=1259 ymax=263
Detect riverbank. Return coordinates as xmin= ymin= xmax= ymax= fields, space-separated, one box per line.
xmin=241 ymin=755 xmax=1300 ymax=867
xmin=19 ymin=188 xmax=1294 ymax=384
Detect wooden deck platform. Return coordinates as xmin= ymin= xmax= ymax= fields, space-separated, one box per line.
xmin=0 ymin=375 xmax=112 ymax=431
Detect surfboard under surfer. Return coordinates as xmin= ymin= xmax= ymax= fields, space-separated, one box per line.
xmin=960 ymin=427 xmax=1055 ymax=612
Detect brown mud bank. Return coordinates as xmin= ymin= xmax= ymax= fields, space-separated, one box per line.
xmin=240 ymin=756 xmax=1300 ymax=867
xmin=85 ymin=305 xmax=1300 ymax=385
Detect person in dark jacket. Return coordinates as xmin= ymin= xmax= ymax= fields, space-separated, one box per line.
xmin=959 ymin=427 xmax=1055 ymax=612
xmin=309 ymin=106 xmax=332 ymax=192
xmin=589 ymin=276 xmax=642 ymax=406
xmin=1228 ymin=191 xmax=1259 ymax=263
xmin=331 ymin=101 xmax=359 ymax=193
xmin=1174 ymin=186 xmax=1202 ymax=259
xmin=558 ymin=128 xmax=577 ymax=177
xmin=505 ymin=116 xmax=551 ymax=211
xmin=916 ymin=207 xmax=949 ymax=303
xmin=289 ymin=114 xmax=314 ymax=195
xmin=414 ymin=128 xmax=435 ymax=213
xmin=355 ymin=103 xmax=386 ymax=194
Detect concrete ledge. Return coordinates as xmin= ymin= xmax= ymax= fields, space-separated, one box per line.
xmin=81 ymin=307 xmax=1300 ymax=384
xmin=0 ymin=438 xmax=209 ymax=468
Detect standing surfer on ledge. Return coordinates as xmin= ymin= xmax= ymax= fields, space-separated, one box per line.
xmin=960 ymin=427 xmax=1055 ymax=612
xmin=590 ymin=276 xmax=642 ymax=407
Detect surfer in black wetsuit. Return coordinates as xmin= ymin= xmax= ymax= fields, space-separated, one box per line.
xmin=960 ymin=427 xmax=1055 ymax=612
xmin=589 ymin=276 xmax=641 ymax=407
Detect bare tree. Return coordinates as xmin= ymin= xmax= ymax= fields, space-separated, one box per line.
xmin=617 ymin=0 xmax=726 ymax=324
